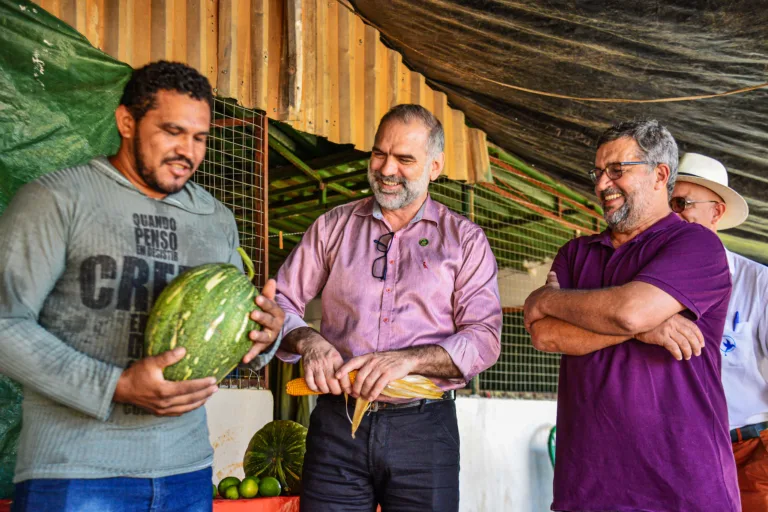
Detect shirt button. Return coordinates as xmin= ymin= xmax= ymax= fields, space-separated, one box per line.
xmin=386 ymin=288 xmax=391 ymax=292
xmin=389 ymin=260 xmax=394 ymax=264
xmin=383 ymin=318 xmax=389 ymax=323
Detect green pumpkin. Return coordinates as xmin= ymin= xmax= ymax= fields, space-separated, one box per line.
xmin=144 ymin=248 xmax=260 ymax=383
xmin=243 ymin=420 xmax=307 ymax=495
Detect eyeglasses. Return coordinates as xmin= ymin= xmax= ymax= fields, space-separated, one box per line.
xmin=372 ymin=231 xmax=394 ymax=281
xmin=669 ymin=197 xmax=721 ymax=213
xmin=588 ymin=161 xmax=650 ymax=183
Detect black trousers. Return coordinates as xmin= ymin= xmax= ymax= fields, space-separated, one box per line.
xmin=300 ymin=395 xmax=460 ymax=512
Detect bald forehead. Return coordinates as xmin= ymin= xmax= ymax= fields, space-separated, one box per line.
xmin=673 ymin=181 xmax=724 ymax=202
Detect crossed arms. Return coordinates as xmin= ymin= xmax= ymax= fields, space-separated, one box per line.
xmin=524 ymin=272 xmax=704 ymax=360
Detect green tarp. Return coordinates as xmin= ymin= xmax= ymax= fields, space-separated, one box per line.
xmin=0 ymin=0 xmax=131 ymax=496
xmin=0 ymin=0 xmax=131 ymax=212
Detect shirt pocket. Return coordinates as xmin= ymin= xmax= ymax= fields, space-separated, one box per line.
xmin=721 ymin=321 xmax=753 ymax=367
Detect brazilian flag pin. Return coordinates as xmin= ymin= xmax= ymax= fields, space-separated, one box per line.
xmin=419 ymin=238 xmax=429 ymax=246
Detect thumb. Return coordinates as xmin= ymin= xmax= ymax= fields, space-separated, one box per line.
xmin=153 ymin=347 xmax=186 ymax=368
xmin=546 ymin=271 xmax=560 ymax=289
xmin=260 ymin=278 xmax=277 ymax=301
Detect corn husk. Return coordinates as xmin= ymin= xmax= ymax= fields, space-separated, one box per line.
xmin=286 ymin=372 xmax=445 ymax=437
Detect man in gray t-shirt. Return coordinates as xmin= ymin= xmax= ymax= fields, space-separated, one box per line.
xmin=0 ymin=61 xmax=285 ymax=512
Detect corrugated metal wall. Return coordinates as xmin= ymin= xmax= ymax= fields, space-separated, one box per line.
xmin=35 ymin=0 xmax=492 ymax=183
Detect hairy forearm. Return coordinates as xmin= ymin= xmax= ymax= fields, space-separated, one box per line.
xmin=538 ymin=287 xmax=637 ymax=334
xmin=401 ymin=345 xmax=463 ymax=379
xmin=280 ymin=326 xmax=320 ymax=355
xmin=530 ymin=317 xmax=631 ymax=355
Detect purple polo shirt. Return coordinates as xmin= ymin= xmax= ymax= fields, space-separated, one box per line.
xmin=551 ymin=213 xmax=738 ymax=512
xmin=274 ymin=195 xmax=502 ymax=391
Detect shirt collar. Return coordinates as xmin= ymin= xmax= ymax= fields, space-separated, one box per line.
xmin=588 ymin=212 xmax=682 ymax=247
xmin=354 ymin=195 xmax=439 ymax=229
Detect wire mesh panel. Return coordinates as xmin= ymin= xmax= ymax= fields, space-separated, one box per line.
xmin=193 ymin=97 xmax=269 ymax=389
xmin=429 ymin=158 xmax=605 ymax=398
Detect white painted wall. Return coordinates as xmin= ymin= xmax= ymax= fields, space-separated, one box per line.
xmin=457 ymin=397 xmax=557 ymax=512
xmin=205 ymin=389 xmax=274 ymax=482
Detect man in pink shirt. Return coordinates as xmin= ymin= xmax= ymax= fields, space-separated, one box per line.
xmin=274 ymin=104 xmax=502 ymax=511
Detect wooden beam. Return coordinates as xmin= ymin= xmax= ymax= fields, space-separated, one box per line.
xmin=387 ymin=49 xmax=401 ymax=108
xmin=150 ymin=0 xmax=166 ymax=61
xmin=187 ymin=0 xmax=218 ymax=83
xmin=397 ymin=57 xmax=411 ymax=106
xmin=251 ymin=0 xmax=269 ymax=111
xmin=217 ymin=0 xmax=237 ymax=98
xmin=337 ymin=5 xmax=355 ymax=144
xmin=354 ymin=15 xmax=366 ymax=148
xmin=467 ymin=128 xmax=492 ymax=183
xmin=280 ymin=0 xmax=302 ymax=121
xmin=315 ymin=0 xmax=329 ymax=137
xmin=364 ymin=24 xmax=381 ymax=149
xmin=266 ymin=0 xmax=284 ymax=117
xmin=302 ymin=0 xmax=317 ymax=133
xmin=327 ymin=0 xmax=340 ymax=141
xmin=133 ymin=0 xmax=151 ymax=67
xmin=450 ymin=109 xmax=468 ymax=181
xmin=433 ymin=90 xmax=452 ymax=179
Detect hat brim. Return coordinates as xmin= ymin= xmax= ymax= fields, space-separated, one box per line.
xmin=675 ymin=175 xmax=749 ymax=230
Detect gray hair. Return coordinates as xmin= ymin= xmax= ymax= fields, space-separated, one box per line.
xmin=377 ymin=104 xmax=445 ymax=159
xmin=597 ymin=120 xmax=679 ymax=198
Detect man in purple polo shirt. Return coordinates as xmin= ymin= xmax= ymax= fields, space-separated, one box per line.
xmin=274 ymin=104 xmax=501 ymax=511
xmin=525 ymin=120 xmax=739 ymax=511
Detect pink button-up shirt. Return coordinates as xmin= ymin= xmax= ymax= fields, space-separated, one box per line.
xmin=274 ymin=195 xmax=501 ymax=389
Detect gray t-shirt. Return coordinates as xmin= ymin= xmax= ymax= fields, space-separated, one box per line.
xmin=0 ymin=157 xmax=276 ymax=481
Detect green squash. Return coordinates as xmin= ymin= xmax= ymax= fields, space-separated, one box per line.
xmin=144 ymin=248 xmax=260 ymax=383
xmin=243 ymin=420 xmax=307 ymax=495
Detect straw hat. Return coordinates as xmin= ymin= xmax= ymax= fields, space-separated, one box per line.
xmin=675 ymin=153 xmax=749 ymax=230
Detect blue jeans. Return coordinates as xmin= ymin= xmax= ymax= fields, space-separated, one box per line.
xmin=11 ymin=467 xmax=212 ymax=512
xmin=300 ymin=396 xmax=460 ymax=511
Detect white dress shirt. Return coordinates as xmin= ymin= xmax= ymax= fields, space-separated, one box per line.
xmin=721 ymin=249 xmax=768 ymax=430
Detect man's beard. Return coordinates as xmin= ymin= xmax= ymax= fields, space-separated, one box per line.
xmin=602 ymin=186 xmax=649 ymax=232
xmin=133 ymin=133 xmax=193 ymax=195
xmin=367 ymin=161 xmax=432 ymax=211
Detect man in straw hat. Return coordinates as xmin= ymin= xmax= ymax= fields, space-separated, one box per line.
xmin=672 ymin=153 xmax=768 ymax=511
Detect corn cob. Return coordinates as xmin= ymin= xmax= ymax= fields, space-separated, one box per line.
xmin=285 ymin=372 xmax=443 ymax=399
xmin=285 ymin=372 xmax=445 ymax=438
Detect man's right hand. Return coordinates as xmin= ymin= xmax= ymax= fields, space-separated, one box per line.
xmin=289 ymin=328 xmax=347 ymax=395
xmin=636 ymin=314 xmax=704 ymax=361
xmin=113 ymin=347 xmax=218 ymax=416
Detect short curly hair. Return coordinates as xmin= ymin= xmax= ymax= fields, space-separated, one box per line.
xmin=119 ymin=61 xmax=214 ymax=123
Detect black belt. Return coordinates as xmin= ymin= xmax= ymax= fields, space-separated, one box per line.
xmin=319 ymin=390 xmax=455 ymax=411
xmin=730 ymin=421 xmax=768 ymax=443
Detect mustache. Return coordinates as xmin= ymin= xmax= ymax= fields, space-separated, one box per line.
xmin=370 ymin=170 xmax=406 ymax=186
xmin=162 ymin=156 xmax=195 ymax=169
xmin=600 ymin=188 xmax=624 ymax=201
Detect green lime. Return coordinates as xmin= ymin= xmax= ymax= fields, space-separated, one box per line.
xmin=239 ymin=477 xmax=259 ymax=499
xmin=224 ymin=485 xmax=240 ymax=500
xmin=218 ymin=476 xmax=241 ymax=496
xmin=213 ymin=483 xmax=217 ymax=498
xmin=258 ymin=476 xmax=281 ymax=497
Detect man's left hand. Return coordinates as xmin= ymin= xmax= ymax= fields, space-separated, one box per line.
xmin=243 ymin=278 xmax=285 ymax=364
xmin=335 ymin=351 xmax=418 ymax=402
